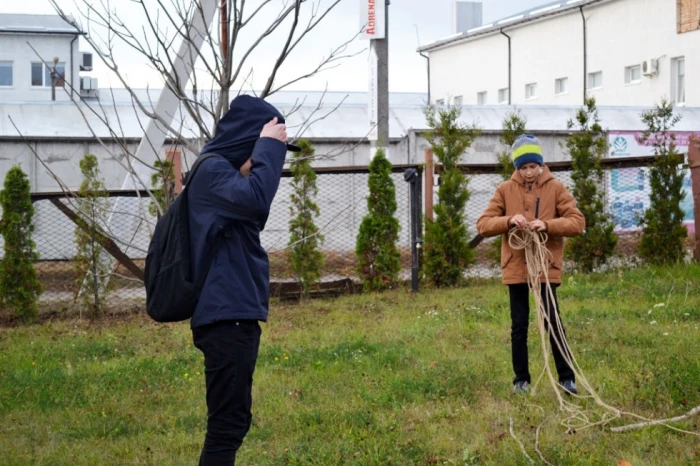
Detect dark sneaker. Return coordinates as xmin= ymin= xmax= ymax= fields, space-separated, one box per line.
xmin=512 ymin=381 xmax=530 ymax=394
xmin=560 ymin=379 xmax=578 ymax=395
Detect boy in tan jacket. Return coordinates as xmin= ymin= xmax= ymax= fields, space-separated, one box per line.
xmin=477 ymin=134 xmax=585 ymax=395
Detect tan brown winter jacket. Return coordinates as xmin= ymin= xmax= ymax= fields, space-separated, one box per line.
xmin=476 ymin=166 xmax=585 ymax=285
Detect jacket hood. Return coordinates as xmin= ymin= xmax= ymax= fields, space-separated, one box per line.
xmin=201 ymin=94 xmax=299 ymax=168
xmin=511 ymin=164 xmax=554 ymax=187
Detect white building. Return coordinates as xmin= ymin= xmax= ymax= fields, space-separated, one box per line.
xmin=0 ymin=14 xmax=94 ymax=103
xmin=420 ymin=0 xmax=700 ymax=107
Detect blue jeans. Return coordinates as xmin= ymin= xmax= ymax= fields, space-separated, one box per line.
xmin=193 ymin=320 xmax=261 ymax=466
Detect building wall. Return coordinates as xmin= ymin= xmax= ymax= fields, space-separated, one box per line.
xmin=429 ymin=33 xmax=508 ymax=106
xmin=429 ymin=0 xmax=700 ymax=107
xmin=509 ymin=12 xmax=584 ymax=106
xmin=585 ymin=0 xmax=695 ymax=107
xmin=0 ymin=34 xmax=81 ymax=102
xmin=0 ymin=139 xmax=408 ymax=193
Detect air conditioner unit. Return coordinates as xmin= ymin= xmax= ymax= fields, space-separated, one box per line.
xmin=81 ymin=76 xmax=92 ymax=90
xmin=80 ymin=52 xmax=93 ymax=71
xmin=642 ymin=58 xmax=658 ymax=77
xmin=80 ymin=77 xmax=99 ymax=98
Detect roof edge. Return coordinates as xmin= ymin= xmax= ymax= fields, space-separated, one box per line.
xmin=418 ymin=0 xmax=615 ymax=53
xmin=0 ymin=13 xmax=84 ymax=36
xmin=0 ymin=29 xmax=85 ymax=36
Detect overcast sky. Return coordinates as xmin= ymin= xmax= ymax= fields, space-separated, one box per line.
xmin=2 ymin=0 xmax=545 ymax=92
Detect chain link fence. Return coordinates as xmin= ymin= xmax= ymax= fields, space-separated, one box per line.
xmin=0 ymin=158 xmax=695 ymax=313
xmin=27 ymin=194 xmax=152 ymax=313
xmin=2 ymin=166 xmax=419 ymax=312
xmin=459 ymin=158 xmax=696 ymax=277
xmin=264 ymin=168 xmax=418 ymax=294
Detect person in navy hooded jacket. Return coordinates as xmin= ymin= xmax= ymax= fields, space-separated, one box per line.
xmin=187 ymin=95 xmax=300 ymax=465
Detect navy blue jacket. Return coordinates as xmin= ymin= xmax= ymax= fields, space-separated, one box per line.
xmin=187 ymin=137 xmax=286 ymax=328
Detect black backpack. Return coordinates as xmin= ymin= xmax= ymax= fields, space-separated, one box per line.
xmin=144 ymin=153 xmax=227 ymax=322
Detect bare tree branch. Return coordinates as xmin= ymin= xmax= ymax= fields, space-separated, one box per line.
xmin=610 ymin=406 xmax=700 ymax=434
xmin=267 ymin=29 xmax=364 ymax=97
xmin=228 ymin=2 xmax=297 ymax=89
xmin=260 ymin=0 xmax=302 ymax=98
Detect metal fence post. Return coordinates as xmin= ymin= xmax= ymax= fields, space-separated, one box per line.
xmin=404 ymin=167 xmax=422 ymax=292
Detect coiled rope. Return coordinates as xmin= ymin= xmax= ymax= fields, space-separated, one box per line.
xmin=507 ymin=227 xmax=699 ymax=435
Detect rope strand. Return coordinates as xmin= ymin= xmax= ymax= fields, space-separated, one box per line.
xmin=507 ymin=228 xmax=699 ymax=435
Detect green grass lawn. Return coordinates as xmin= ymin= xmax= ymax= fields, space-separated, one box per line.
xmin=1 ymin=265 xmax=699 ymax=465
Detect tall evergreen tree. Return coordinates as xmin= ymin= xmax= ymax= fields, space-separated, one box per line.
xmin=288 ymin=140 xmax=324 ymax=298
xmin=356 ymin=148 xmax=401 ymax=291
xmin=639 ymin=99 xmax=687 ymax=264
xmin=74 ymin=154 xmax=111 ymax=317
xmin=423 ymin=105 xmax=481 ymax=287
xmin=566 ymin=97 xmax=617 ymax=272
xmin=0 ymin=166 xmax=42 ymax=322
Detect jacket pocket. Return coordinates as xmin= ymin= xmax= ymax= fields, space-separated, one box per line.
xmin=501 ymin=251 xmax=513 ymax=269
xmin=548 ymin=258 xmax=562 ymax=270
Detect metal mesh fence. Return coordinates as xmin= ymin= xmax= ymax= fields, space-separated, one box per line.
xmin=1 ymin=167 xmax=417 ymax=311
xmin=460 ymin=161 xmax=696 ymax=277
xmin=264 ymin=170 xmax=415 ymax=286
xmin=28 ymin=195 xmax=152 ymax=311
xmin=0 ymin=159 xmax=695 ymax=312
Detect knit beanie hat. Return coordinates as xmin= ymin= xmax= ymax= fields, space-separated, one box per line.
xmin=511 ymin=134 xmax=544 ymax=169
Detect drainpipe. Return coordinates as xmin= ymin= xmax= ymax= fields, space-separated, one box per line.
xmin=500 ymin=29 xmax=512 ymax=105
xmin=70 ymin=34 xmax=78 ymax=101
xmin=419 ymin=49 xmax=431 ymax=103
xmin=580 ymin=6 xmax=587 ymax=104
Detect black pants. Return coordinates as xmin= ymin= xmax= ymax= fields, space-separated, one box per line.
xmin=508 ymin=283 xmax=575 ymax=384
xmin=193 ymin=320 xmax=261 ymax=466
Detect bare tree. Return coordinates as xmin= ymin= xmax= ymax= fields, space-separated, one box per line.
xmin=46 ymin=0 xmax=360 ymax=202
xmin=11 ymin=0 xmax=363 ymax=289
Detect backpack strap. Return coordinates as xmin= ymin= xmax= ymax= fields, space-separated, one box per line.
xmin=185 ymin=153 xmax=231 ymax=299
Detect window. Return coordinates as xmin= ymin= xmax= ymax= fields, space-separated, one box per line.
xmin=31 ymin=62 xmax=66 ymax=87
xmin=476 ymin=91 xmax=487 ymax=105
xmin=672 ymin=57 xmax=685 ymax=105
xmin=31 ymin=63 xmax=43 ymax=86
xmin=435 ymin=98 xmax=445 ymax=106
xmin=625 ymin=65 xmax=641 ymax=84
xmin=498 ymin=88 xmax=509 ymax=104
xmin=555 ymin=77 xmax=568 ymax=95
xmin=0 ymin=61 xmax=13 ymax=87
xmin=587 ymin=71 xmax=603 ymax=89
xmin=453 ymin=95 xmax=463 ymax=106
xmin=525 ymin=83 xmax=537 ymax=99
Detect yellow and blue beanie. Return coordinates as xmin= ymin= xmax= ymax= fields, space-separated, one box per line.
xmin=511 ymin=134 xmax=544 ymax=169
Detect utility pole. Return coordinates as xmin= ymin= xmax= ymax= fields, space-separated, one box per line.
xmin=374 ymin=0 xmax=389 ymax=157
xmin=364 ymin=0 xmax=389 ymax=158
